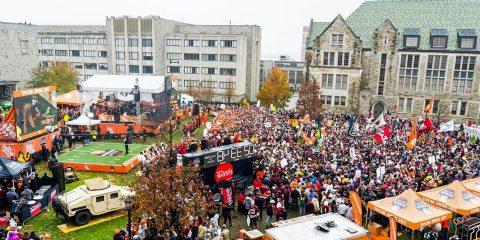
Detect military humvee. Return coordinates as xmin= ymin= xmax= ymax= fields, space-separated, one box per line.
xmin=52 ymin=178 xmax=133 ymax=226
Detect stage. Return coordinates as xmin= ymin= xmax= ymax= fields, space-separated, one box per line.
xmin=59 ymin=142 xmax=149 ymax=173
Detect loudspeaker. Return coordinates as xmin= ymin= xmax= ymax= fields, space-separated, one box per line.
xmin=193 ymin=104 xmax=200 ymax=116
xmin=51 ymin=162 xmax=66 ymax=193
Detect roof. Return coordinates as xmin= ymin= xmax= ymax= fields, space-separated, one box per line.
xmin=308 ymin=0 xmax=480 ymax=50
xmin=266 ymin=213 xmax=368 ymax=240
xmin=81 ymin=75 xmax=173 ymax=94
xmin=458 ymin=29 xmax=477 ymax=37
xmin=431 ymin=29 xmax=449 ymax=37
xmin=306 ymin=21 xmax=329 ymax=48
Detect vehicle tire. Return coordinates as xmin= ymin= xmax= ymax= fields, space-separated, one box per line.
xmin=73 ymin=211 xmax=91 ymax=226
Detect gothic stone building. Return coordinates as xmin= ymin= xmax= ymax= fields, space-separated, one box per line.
xmin=306 ymin=0 xmax=480 ymax=120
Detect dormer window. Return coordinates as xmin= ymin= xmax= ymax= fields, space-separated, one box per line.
xmin=404 ymin=28 xmax=421 ymax=49
xmin=430 ymin=29 xmax=448 ymax=49
xmin=331 ymin=34 xmax=344 ymax=46
xmin=458 ymin=29 xmax=477 ymax=49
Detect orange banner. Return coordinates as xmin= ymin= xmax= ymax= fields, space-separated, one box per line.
xmin=0 ymin=130 xmax=60 ymax=159
xmin=349 ymin=190 xmax=363 ymax=226
xmin=0 ymin=108 xmax=17 ymax=141
xmin=389 ymin=216 xmax=397 ymax=240
xmin=12 ymin=86 xmax=56 ymax=98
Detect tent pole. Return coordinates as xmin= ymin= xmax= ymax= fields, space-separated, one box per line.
xmin=411 ymin=229 xmax=414 ymax=240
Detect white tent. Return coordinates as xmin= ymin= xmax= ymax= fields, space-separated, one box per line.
xmin=81 ymin=75 xmax=172 ymax=93
xmin=66 ymin=114 xmax=101 ymax=126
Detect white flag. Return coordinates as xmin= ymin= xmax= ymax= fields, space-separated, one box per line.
xmin=439 ymin=120 xmax=455 ymax=132
xmin=367 ymin=112 xmax=386 ymax=130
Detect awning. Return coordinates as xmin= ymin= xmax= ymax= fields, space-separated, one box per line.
xmin=367 ymin=189 xmax=452 ymax=230
xmin=0 ymin=158 xmax=31 ymax=179
xmin=458 ymin=29 xmax=477 ymax=37
xmin=462 ymin=177 xmax=480 ymax=196
xmin=66 ymin=114 xmax=100 ymax=126
xmin=418 ymin=180 xmax=480 ymax=215
xmin=431 ymin=29 xmax=448 ymax=37
xmin=57 ymin=90 xmax=94 ymax=106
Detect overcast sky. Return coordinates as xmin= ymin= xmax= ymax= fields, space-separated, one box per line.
xmin=1 ymin=0 xmax=365 ymax=61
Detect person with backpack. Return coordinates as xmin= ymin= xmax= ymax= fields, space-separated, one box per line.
xmin=247 ymin=205 xmax=259 ymax=228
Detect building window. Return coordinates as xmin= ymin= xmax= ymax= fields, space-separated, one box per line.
xmin=220 ymin=54 xmax=237 ymax=62
xmin=129 ymin=52 xmax=139 ymax=60
xmin=129 ymin=65 xmax=140 ymax=73
xmin=98 ymin=51 xmax=107 ymax=58
xmin=54 ymin=50 xmax=67 ymax=56
xmin=331 ymin=34 xmax=344 ymax=46
xmin=167 ymin=66 xmax=180 ymax=73
xmin=167 ymin=53 xmax=182 ymax=60
xmin=220 ymin=40 xmax=237 ymax=48
xmin=69 ymin=50 xmax=81 ymax=57
xmin=184 ymin=39 xmax=200 ymax=47
xmin=40 ymin=37 xmax=53 ymax=44
xmin=200 ymin=81 xmax=217 ymax=88
xmin=220 ymin=68 xmax=236 ymax=76
xmin=424 ymin=55 xmax=447 ymax=92
xmin=288 ymin=71 xmax=296 ymax=84
xmin=97 ymin=38 xmax=107 ymax=45
xmin=184 ymin=53 xmax=200 ymax=61
xmin=431 ymin=37 xmax=447 ymax=49
xmin=398 ymin=54 xmax=420 ymax=91
xmin=184 ymin=80 xmax=199 ymax=87
xmin=128 ymin=38 xmax=138 ymax=47
xmin=452 ymin=56 xmax=476 ymax=93
xmin=335 ymin=75 xmax=348 ymax=90
xmin=424 ymin=99 xmax=440 ymax=114
xmin=84 ymin=63 xmax=97 ymax=70
xmin=83 ymin=38 xmax=96 ymax=45
xmin=460 ymin=37 xmax=476 ymax=49
xmin=202 ymin=54 xmax=218 ymax=61
xmin=202 ymin=40 xmax=218 ymax=47
xmin=202 ymin=68 xmax=218 ymax=75
xmin=451 ymin=101 xmax=467 ymax=115
xmin=84 ymin=75 xmax=93 ymax=80
xmin=99 ymin=63 xmax=108 ymax=70
xmin=39 ymin=49 xmax=53 ymax=56
xmin=398 ymin=97 xmax=413 ymax=113
xmin=54 ymin=38 xmax=66 ymax=44
xmin=404 ymin=36 xmax=419 ymax=48
xmin=115 ymin=38 xmax=125 ymax=46
xmin=321 ymin=95 xmax=332 ymax=106
xmin=116 ymin=64 xmax=126 ymax=73
xmin=219 ymin=82 xmax=236 ymax=89
xmin=142 ymin=39 xmax=152 ymax=47
xmin=70 ymin=62 xmax=82 ymax=69
xmin=142 ymin=52 xmax=153 ymax=60
xmin=116 ymin=51 xmax=125 ymax=60
xmin=83 ymin=50 xmax=96 ymax=57
xmin=68 ymin=38 xmax=81 ymax=44
xmin=166 ymin=39 xmax=181 ymax=46
xmin=334 ymin=96 xmax=347 ymax=106
xmin=321 ymin=74 xmax=334 ymax=89
xmin=143 ymin=66 xmax=153 ymax=74
xmin=322 ymin=52 xmax=335 ymax=66
xmin=378 ymin=53 xmax=387 ymax=95
xmin=337 ymin=52 xmax=350 ymax=66
xmin=184 ymin=67 xmax=199 ymax=74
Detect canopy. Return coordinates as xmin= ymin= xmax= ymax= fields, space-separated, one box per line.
xmin=57 ymin=90 xmax=93 ymax=106
xmin=462 ymin=178 xmax=480 ymax=195
xmin=367 ymin=189 xmax=452 ymax=230
xmin=418 ymin=180 xmax=480 ymax=215
xmin=81 ymin=75 xmax=172 ymax=93
xmin=66 ymin=114 xmax=101 ymax=126
xmin=0 ymin=158 xmax=31 ymax=179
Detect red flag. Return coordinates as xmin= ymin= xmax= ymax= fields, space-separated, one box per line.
xmin=374 ymin=126 xmax=390 ymax=144
xmin=418 ymin=117 xmax=434 ymax=134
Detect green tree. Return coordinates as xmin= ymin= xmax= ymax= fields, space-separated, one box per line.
xmin=257 ymin=67 xmax=292 ymax=108
xmin=27 ymin=62 xmax=78 ymax=94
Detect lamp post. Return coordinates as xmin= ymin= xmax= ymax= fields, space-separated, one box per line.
xmin=124 ymin=197 xmax=133 ymax=240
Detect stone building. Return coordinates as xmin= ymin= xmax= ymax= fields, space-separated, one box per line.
xmin=0 ymin=16 xmax=261 ymax=102
xmin=306 ymin=0 xmax=480 ymax=120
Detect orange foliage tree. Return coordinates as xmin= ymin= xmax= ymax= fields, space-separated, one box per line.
xmin=257 ymin=67 xmax=292 ymax=108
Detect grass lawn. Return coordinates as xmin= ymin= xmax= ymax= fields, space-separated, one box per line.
xmin=59 ymin=142 xmax=149 ymax=165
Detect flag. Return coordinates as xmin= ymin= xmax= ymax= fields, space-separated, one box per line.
xmin=439 ymin=120 xmax=455 ymax=132
xmin=303 ymin=114 xmax=311 ymax=123
xmin=269 ymin=104 xmax=277 ymax=113
xmin=418 ymin=117 xmax=434 ymax=134
xmin=424 ymin=96 xmax=435 ymax=113
xmin=349 ymin=191 xmax=363 ymax=226
xmin=374 ymin=126 xmax=391 ymax=144
xmin=315 ymin=122 xmax=322 ymax=139
xmin=347 ymin=115 xmax=359 ymax=137
xmin=406 ymin=119 xmax=417 ymax=149
xmin=367 ymin=112 xmax=386 ymax=130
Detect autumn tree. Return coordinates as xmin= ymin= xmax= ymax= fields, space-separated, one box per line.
xmin=27 ymin=62 xmax=78 ymax=94
xmin=257 ymin=67 xmax=292 ymax=108
xmin=224 ymin=79 xmax=236 ymax=103
xmin=296 ymin=81 xmax=323 ymax=119
xmin=131 ymin=117 xmax=209 ymax=236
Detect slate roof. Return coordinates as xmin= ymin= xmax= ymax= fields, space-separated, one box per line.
xmin=308 ymin=0 xmax=480 ymax=50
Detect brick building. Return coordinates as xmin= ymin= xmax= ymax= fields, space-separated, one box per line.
xmin=306 ymin=0 xmax=480 ymax=120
